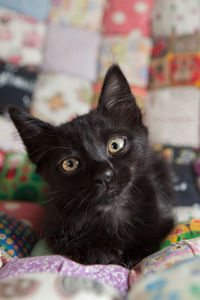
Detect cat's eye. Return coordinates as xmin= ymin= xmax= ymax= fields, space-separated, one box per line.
xmin=62 ymin=158 xmax=79 ymax=172
xmin=108 ymin=137 xmax=125 ymax=154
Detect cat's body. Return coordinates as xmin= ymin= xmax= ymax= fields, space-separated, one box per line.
xmin=9 ymin=65 xmax=174 ymax=268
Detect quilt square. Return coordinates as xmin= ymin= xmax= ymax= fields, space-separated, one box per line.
xmin=0 ymin=8 xmax=46 ymax=66
xmin=0 ymin=61 xmax=38 ymax=115
xmin=98 ymin=31 xmax=152 ymax=87
xmin=49 ymin=0 xmax=106 ymax=31
xmin=103 ymin=0 xmax=155 ymax=36
xmin=145 ymin=87 xmax=200 ymax=147
xmin=151 ymin=0 xmax=200 ymax=37
xmin=171 ymin=34 xmax=200 ymax=54
xmin=31 ymin=73 xmax=93 ymax=125
xmin=0 ymin=0 xmax=50 ymax=20
xmin=170 ymin=54 xmax=200 ymax=86
xmin=42 ymin=25 xmax=102 ymax=81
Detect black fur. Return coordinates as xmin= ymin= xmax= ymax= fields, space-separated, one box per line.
xmin=8 ymin=65 xmax=174 ymax=268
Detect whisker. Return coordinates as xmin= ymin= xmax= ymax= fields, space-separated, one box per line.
xmin=56 ymin=188 xmax=89 ymax=221
xmin=44 ymin=189 xmax=66 ymax=195
xmin=77 ymin=191 xmax=92 ymax=209
xmin=132 ymin=182 xmax=144 ymax=197
xmin=39 ymin=197 xmax=55 ymax=205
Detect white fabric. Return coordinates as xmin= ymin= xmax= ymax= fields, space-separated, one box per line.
xmin=0 ymin=7 xmax=46 ymax=66
xmin=32 ymin=73 xmax=93 ymax=125
xmin=0 ymin=117 xmax=24 ymax=152
xmin=151 ymin=0 xmax=200 ymax=37
xmin=145 ymin=87 xmax=200 ymax=147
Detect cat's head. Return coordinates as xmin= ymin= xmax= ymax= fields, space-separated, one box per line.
xmin=8 ymin=65 xmax=148 ymax=207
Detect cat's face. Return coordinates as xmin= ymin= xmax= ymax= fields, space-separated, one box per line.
xmin=8 ymin=65 xmax=148 ymax=207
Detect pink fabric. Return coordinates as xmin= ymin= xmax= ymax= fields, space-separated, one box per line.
xmin=103 ymin=0 xmax=155 ymax=36
xmin=0 ymin=255 xmax=129 ymax=296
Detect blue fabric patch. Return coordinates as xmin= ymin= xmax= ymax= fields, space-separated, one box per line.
xmin=146 ymin=278 xmax=168 ymax=291
xmin=0 ymin=211 xmax=37 ymax=258
xmin=0 ymin=0 xmax=50 ymax=20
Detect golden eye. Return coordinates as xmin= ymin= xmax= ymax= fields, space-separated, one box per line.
xmin=62 ymin=158 xmax=79 ymax=172
xmin=108 ymin=137 xmax=125 ymax=154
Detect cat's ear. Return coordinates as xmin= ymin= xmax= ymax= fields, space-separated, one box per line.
xmin=97 ymin=64 xmax=143 ymax=127
xmin=8 ymin=107 xmax=55 ymax=164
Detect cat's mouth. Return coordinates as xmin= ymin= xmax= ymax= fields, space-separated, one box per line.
xmin=95 ymin=185 xmax=120 ymax=200
xmin=106 ymin=188 xmax=119 ymax=197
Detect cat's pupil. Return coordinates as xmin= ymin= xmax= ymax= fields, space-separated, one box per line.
xmin=67 ymin=160 xmax=74 ymax=168
xmin=112 ymin=142 xmax=118 ymax=150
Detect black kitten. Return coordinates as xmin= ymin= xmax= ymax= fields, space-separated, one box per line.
xmin=9 ymin=65 xmax=174 ymax=268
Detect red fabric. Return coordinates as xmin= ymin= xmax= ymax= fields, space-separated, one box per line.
xmin=0 ymin=151 xmax=5 ymax=170
xmin=0 ymin=201 xmax=45 ymax=237
xmin=103 ymin=0 xmax=155 ymax=36
xmin=170 ymin=55 xmax=200 ymax=85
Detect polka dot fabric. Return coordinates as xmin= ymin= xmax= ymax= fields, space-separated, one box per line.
xmin=151 ymin=0 xmax=200 ymax=38
xmin=0 ymin=211 xmax=38 ymax=258
xmin=0 ymin=201 xmax=45 ymax=237
xmin=103 ymin=0 xmax=155 ymax=36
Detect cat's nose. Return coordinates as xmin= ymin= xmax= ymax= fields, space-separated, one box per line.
xmin=94 ymin=168 xmax=113 ymax=186
xmin=105 ymin=169 xmax=113 ymax=183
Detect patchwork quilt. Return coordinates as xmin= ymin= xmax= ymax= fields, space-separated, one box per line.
xmin=1 ymin=218 xmax=200 ymax=298
xmin=0 ymin=0 xmax=200 ymax=299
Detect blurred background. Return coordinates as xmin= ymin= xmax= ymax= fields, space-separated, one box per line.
xmin=0 ymin=0 xmax=200 ymax=253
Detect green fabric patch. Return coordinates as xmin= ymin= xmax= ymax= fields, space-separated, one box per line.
xmin=0 ymin=153 xmax=48 ymax=204
xmin=189 ymin=284 xmax=200 ymax=297
xmin=160 ymin=219 xmax=200 ymax=250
